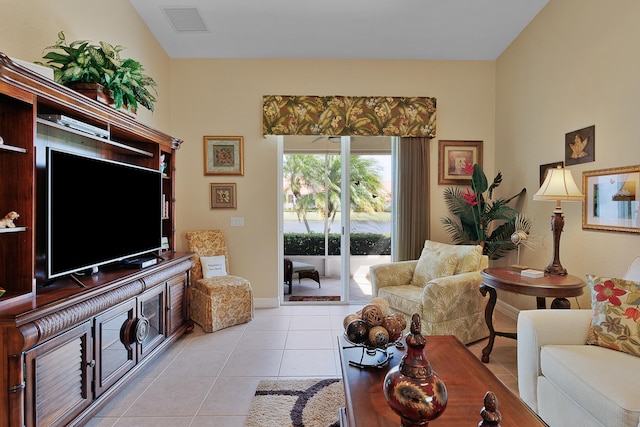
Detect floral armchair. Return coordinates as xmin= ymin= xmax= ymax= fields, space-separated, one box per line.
xmin=186 ymin=230 xmax=254 ymax=332
xmin=370 ymin=240 xmax=489 ymax=345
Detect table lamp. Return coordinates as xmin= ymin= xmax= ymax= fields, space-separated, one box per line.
xmin=533 ymin=166 xmax=584 ymax=275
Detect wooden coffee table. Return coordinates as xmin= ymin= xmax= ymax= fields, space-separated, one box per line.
xmin=337 ymin=335 xmax=547 ymax=427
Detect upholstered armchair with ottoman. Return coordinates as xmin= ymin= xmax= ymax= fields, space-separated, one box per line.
xmin=186 ymin=230 xmax=254 ymax=332
xmin=518 ymin=256 xmax=640 ymax=427
xmin=370 ymin=240 xmax=489 ymax=345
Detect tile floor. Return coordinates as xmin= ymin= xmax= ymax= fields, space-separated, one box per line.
xmin=87 ymin=305 xmax=518 ymax=426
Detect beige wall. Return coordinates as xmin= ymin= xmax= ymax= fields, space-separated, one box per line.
xmin=0 ymin=2 xmax=496 ymax=306
xmin=170 ymin=59 xmax=496 ymax=303
xmin=495 ymin=0 xmax=640 ymax=310
xmin=0 ymin=0 xmax=171 ymax=130
xmin=4 ymin=0 xmax=636 ymax=309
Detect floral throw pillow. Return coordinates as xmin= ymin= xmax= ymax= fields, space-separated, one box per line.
xmin=586 ymin=275 xmax=640 ymax=358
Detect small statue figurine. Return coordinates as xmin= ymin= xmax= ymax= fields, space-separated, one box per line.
xmin=0 ymin=211 xmax=19 ymax=228
xmin=479 ymin=391 xmax=502 ymax=427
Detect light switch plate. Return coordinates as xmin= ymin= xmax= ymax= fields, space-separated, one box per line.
xmin=230 ymin=217 xmax=244 ymax=227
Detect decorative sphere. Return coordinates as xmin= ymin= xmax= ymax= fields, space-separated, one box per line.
xmin=368 ymin=325 xmax=390 ymax=348
xmin=381 ymin=317 xmax=403 ymax=342
xmin=343 ymin=313 xmax=360 ymax=329
xmin=361 ymin=304 xmax=384 ymax=327
xmin=371 ymin=297 xmax=390 ymax=316
xmin=392 ymin=313 xmax=407 ymax=330
xmin=346 ymin=319 xmax=369 ymax=344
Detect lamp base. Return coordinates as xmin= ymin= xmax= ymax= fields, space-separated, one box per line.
xmin=544 ymin=263 xmax=567 ymax=276
xmin=546 ymin=210 xmax=568 ymax=276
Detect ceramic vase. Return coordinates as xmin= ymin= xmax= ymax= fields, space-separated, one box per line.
xmin=383 ymin=314 xmax=447 ymax=426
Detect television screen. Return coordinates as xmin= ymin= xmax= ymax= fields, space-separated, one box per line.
xmin=47 ymin=149 xmax=162 ymax=278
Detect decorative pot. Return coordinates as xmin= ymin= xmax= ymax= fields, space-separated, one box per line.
xmin=383 ymin=313 xmax=447 ymax=426
xmin=68 ymin=82 xmax=136 ymax=117
xmin=68 ymin=82 xmax=113 ymax=104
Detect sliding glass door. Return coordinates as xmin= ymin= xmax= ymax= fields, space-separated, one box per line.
xmin=280 ymin=136 xmax=393 ymax=304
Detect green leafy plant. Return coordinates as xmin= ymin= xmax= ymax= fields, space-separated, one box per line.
xmin=441 ymin=162 xmax=527 ymax=260
xmin=39 ymin=31 xmax=157 ymax=112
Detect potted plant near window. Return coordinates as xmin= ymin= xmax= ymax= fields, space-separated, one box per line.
xmin=38 ymin=31 xmax=157 ymax=114
xmin=441 ymin=162 xmax=527 ymax=260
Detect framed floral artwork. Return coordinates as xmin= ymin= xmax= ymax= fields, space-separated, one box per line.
xmin=438 ymin=140 xmax=483 ymax=185
xmin=204 ymin=136 xmax=244 ymax=175
xmin=583 ymin=165 xmax=640 ymax=234
xmin=210 ymin=183 xmax=237 ymax=209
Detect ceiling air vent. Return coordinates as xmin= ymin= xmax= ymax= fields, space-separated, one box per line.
xmin=163 ymin=7 xmax=208 ymax=33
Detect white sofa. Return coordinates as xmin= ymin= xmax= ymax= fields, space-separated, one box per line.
xmin=518 ymin=257 xmax=640 ymax=427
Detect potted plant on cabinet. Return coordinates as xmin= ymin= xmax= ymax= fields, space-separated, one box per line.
xmin=38 ymin=31 xmax=157 ymax=113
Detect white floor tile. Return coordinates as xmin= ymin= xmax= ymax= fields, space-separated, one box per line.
xmin=288 ymin=315 xmax=333 ymax=330
xmin=85 ymin=305 xmax=519 ymax=424
xmin=279 ymin=349 xmax=338 ymax=377
xmin=285 ymin=330 xmax=335 ymax=350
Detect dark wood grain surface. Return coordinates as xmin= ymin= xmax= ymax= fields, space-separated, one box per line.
xmin=481 ymin=267 xmax=584 ymax=298
xmin=338 ymin=335 xmax=547 ymax=427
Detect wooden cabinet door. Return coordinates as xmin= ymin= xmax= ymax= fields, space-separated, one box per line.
xmin=24 ymin=321 xmax=92 ymax=427
xmin=94 ymin=299 xmax=137 ymax=398
xmin=138 ymin=285 xmax=166 ymax=359
xmin=167 ymin=273 xmax=188 ymax=335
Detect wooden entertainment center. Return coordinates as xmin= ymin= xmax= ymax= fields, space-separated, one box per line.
xmin=0 ymin=54 xmax=193 ymax=426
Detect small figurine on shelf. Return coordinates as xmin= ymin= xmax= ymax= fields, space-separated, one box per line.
xmin=0 ymin=211 xmax=19 ymax=228
xmin=159 ymin=154 xmax=167 ymax=174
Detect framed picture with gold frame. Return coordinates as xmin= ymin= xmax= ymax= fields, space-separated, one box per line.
xmin=582 ymin=165 xmax=640 ymax=234
xmin=210 ymin=183 xmax=237 ymax=209
xmin=438 ymin=140 xmax=483 ymax=185
xmin=204 ymin=136 xmax=244 ymax=176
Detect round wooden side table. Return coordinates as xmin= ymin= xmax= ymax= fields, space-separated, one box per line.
xmin=479 ymin=267 xmax=585 ymax=363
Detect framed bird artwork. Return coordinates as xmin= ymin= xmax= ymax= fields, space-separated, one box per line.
xmin=565 ymin=125 xmax=595 ymax=165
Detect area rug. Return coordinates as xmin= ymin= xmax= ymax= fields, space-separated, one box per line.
xmin=246 ymin=378 xmax=344 ymax=427
xmin=288 ymin=296 xmax=341 ymax=302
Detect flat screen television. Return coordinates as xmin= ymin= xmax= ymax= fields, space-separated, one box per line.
xmin=47 ymin=148 xmax=162 ymax=279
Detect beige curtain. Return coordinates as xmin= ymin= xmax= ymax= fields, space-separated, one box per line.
xmin=396 ymin=137 xmax=430 ymax=261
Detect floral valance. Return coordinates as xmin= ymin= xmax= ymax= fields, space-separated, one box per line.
xmin=263 ymin=95 xmax=436 ymax=138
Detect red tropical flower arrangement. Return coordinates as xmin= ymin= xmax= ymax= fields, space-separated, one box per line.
xmin=441 ymin=162 xmax=526 ymax=260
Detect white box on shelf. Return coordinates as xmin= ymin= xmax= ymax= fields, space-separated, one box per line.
xmin=521 ymin=269 xmax=545 ymax=278
xmin=11 ymin=58 xmax=54 ymax=80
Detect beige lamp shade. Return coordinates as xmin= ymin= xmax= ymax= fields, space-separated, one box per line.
xmin=534 ymin=166 xmax=584 ymax=202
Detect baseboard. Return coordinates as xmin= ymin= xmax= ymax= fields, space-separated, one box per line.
xmin=496 ymin=300 xmax=520 ymax=321
xmin=254 ymin=297 xmax=280 ymax=309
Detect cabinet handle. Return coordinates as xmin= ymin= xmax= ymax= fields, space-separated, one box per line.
xmin=135 ymin=316 xmax=150 ymax=344
xmin=8 ymin=382 xmax=25 ymax=393
xmin=120 ymin=316 xmax=150 ymax=350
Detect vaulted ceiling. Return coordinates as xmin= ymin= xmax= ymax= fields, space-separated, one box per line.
xmin=129 ymin=0 xmax=549 ymax=60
